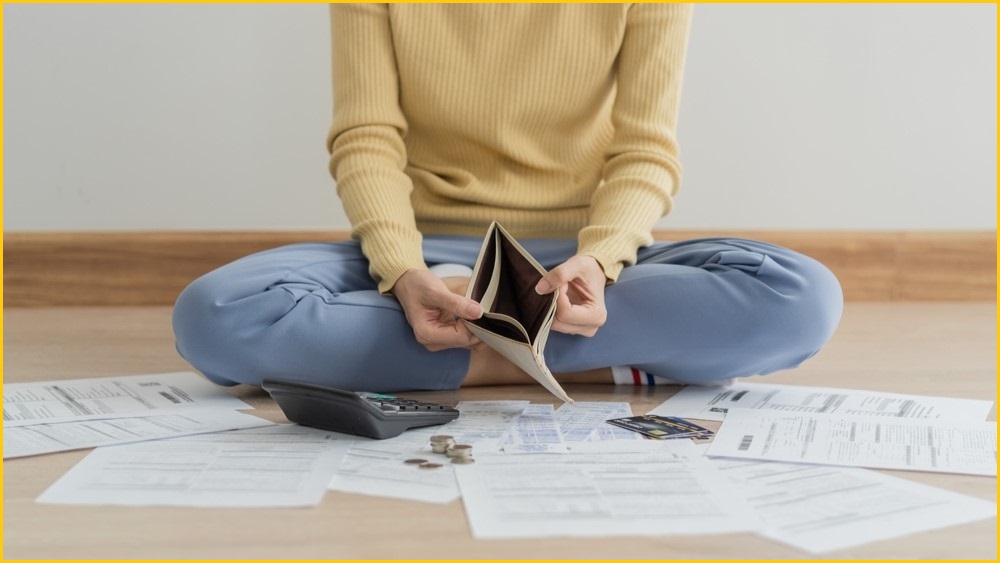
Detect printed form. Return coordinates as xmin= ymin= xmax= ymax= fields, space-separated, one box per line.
xmin=454 ymin=449 xmax=760 ymax=538
xmin=713 ymin=458 xmax=997 ymax=554
xmin=4 ymin=372 xmax=251 ymax=427
xmin=501 ymin=401 xmax=663 ymax=455
xmin=329 ymin=401 xmax=653 ymax=503
xmin=4 ymin=410 xmax=274 ymax=459
xmin=550 ymin=401 xmax=654 ymax=453
xmin=648 ymin=382 xmax=994 ymax=422
xmin=502 ymin=403 xmax=567 ymax=454
xmin=36 ymin=425 xmax=354 ymax=507
xmin=329 ymin=424 xmax=462 ymax=504
xmin=329 ymin=400 xmax=528 ymax=504
xmin=707 ymin=408 xmax=997 ymax=476
xmin=554 ymin=401 xmax=641 ymax=442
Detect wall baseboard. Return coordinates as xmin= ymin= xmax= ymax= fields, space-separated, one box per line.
xmin=3 ymin=230 xmax=995 ymax=306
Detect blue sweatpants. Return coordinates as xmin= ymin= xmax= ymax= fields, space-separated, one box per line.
xmin=172 ymin=236 xmax=843 ymax=392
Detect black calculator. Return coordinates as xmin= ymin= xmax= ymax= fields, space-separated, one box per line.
xmin=261 ymin=379 xmax=460 ymax=440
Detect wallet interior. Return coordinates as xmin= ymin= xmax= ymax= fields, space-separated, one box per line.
xmin=468 ymin=230 xmax=553 ymax=344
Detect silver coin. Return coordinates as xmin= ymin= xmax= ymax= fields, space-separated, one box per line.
xmin=404 ymin=458 xmax=428 ymax=465
xmin=430 ymin=444 xmax=449 ymax=454
xmin=429 ymin=435 xmax=454 ymax=443
xmin=419 ymin=462 xmax=443 ymax=469
xmin=446 ymin=444 xmax=473 ymax=458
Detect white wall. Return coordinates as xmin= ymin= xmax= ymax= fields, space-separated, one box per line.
xmin=3 ymin=3 xmax=995 ymax=232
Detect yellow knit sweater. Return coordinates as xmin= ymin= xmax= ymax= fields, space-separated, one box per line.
xmin=327 ymin=4 xmax=692 ymax=293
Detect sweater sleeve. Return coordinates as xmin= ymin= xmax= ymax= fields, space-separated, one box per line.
xmin=577 ymin=3 xmax=693 ymax=282
xmin=326 ymin=4 xmax=426 ymax=294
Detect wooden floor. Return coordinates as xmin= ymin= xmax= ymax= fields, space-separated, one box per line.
xmin=2 ymin=303 xmax=996 ymax=560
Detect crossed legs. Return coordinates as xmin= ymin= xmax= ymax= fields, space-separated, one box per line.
xmin=172 ymin=236 xmax=842 ymax=391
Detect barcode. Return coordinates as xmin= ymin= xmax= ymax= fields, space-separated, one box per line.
xmin=738 ymin=435 xmax=754 ymax=451
xmin=159 ymin=391 xmax=181 ymax=404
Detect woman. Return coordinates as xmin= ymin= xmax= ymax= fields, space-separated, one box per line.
xmin=173 ymin=4 xmax=843 ymax=392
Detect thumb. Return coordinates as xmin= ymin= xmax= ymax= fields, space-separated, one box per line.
xmin=535 ymin=266 xmax=571 ymax=295
xmin=438 ymin=291 xmax=483 ymax=320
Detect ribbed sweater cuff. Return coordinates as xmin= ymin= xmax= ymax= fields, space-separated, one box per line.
xmin=359 ymin=226 xmax=426 ymax=294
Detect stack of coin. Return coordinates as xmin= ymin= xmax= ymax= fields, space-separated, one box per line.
xmin=446 ymin=443 xmax=474 ymax=464
xmin=429 ymin=434 xmax=455 ymax=454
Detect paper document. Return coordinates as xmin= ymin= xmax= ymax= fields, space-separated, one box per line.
xmin=36 ymin=425 xmax=353 ymax=507
xmin=446 ymin=400 xmax=530 ymax=451
xmin=329 ymin=401 xmax=527 ymax=504
xmin=454 ymin=450 xmax=760 ymax=538
xmin=555 ymin=402 xmax=643 ymax=442
xmin=4 ymin=372 xmax=251 ymax=427
xmin=648 ymin=382 xmax=994 ymax=422
xmin=707 ymin=408 xmax=997 ymax=476
xmin=550 ymin=402 xmax=651 ymax=453
xmin=502 ymin=404 xmax=567 ymax=454
xmin=4 ymin=411 xmax=274 ymax=459
xmin=329 ymin=426 xmax=460 ymax=504
xmin=714 ymin=458 xmax=997 ymax=554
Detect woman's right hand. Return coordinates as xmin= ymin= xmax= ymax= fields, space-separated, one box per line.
xmin=390 ymin=269 xmax=483 ymax=352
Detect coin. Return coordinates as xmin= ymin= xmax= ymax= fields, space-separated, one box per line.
xmin=430 ymin=435 xmax=456 ymax=454
xmin=419 ymin=462 xmax=443 ymax=469
xmin=446 ymin=444 xmax=473 ymax=458
xmin=404 ymin=458 xmax=428 ymax=465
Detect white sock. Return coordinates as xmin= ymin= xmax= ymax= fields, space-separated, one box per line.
xmin=611 ymin=366 xmax=735 ymax=388
xmin=429 ymin=263 xmax=474 ymax=278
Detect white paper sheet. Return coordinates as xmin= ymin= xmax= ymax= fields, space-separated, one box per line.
xmin=714 ymin=458 xmax=997 ymax=553
xmin=707 ymin=408 xmax=997 ymax=476
xmin=329 ymin=425 xmax=461 ymax=504
xmin=3 ymin=411 xmax=275 ymax=458
xmin=448 ymin=400 xmax=530 ymax=451
xmin=554 ymin=401 xmax=644 ymax=443
xmin=648 ymin=382 xmax=994 ymax=422
xmin=4 ymin=372 xmax=251 ymax=427
xmin=36 ymin=425 xmax=353 ymax=507
xmin=454 ymin=450 xmax=761 ymax=538
xmin=502 ymin=404 xmax=568 ymax=454
xmin=328 ymin=401 xmax=528 ymax=504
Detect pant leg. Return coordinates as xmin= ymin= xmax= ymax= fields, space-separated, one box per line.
xmin=542 ymin=237 xmax=844 ymax=383
xmin=172 ymin=240 xmax=481 ymax=392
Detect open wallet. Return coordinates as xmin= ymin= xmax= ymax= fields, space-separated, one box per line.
xmin=463 ymin=222 xmax=574 ymax=403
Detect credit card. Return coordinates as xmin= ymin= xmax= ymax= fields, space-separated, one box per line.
xmin=605 ymin=414 xmax=715 ymax=440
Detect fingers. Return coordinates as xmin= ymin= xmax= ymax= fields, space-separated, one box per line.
xmin=432 ymin=290 xmax=482 ymax=321
xmin=568 ymin=278 xmax=595 ymax=301
xmin=411 ymin=319 xmax=480 ymax=351
xmin=410 ymin=271 xmax=481 ymax=320
xmin=391 ymin=269 xmax=483 ymax=351
xmin=537 ymin=255 xmax=609 ymax=337
xmin=551 ymin=289 xmax=606 ymax=337
xmin=412 ymin=293 xmax=482 ymax=350
xmin=536 ymin=255 xmax=605 ymax=295
xmin=535 ymin=261 xmax=578 ymax=295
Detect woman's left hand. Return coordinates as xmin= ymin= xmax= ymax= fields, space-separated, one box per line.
xmin=534 ymin=254 xmax=608 ymax=337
